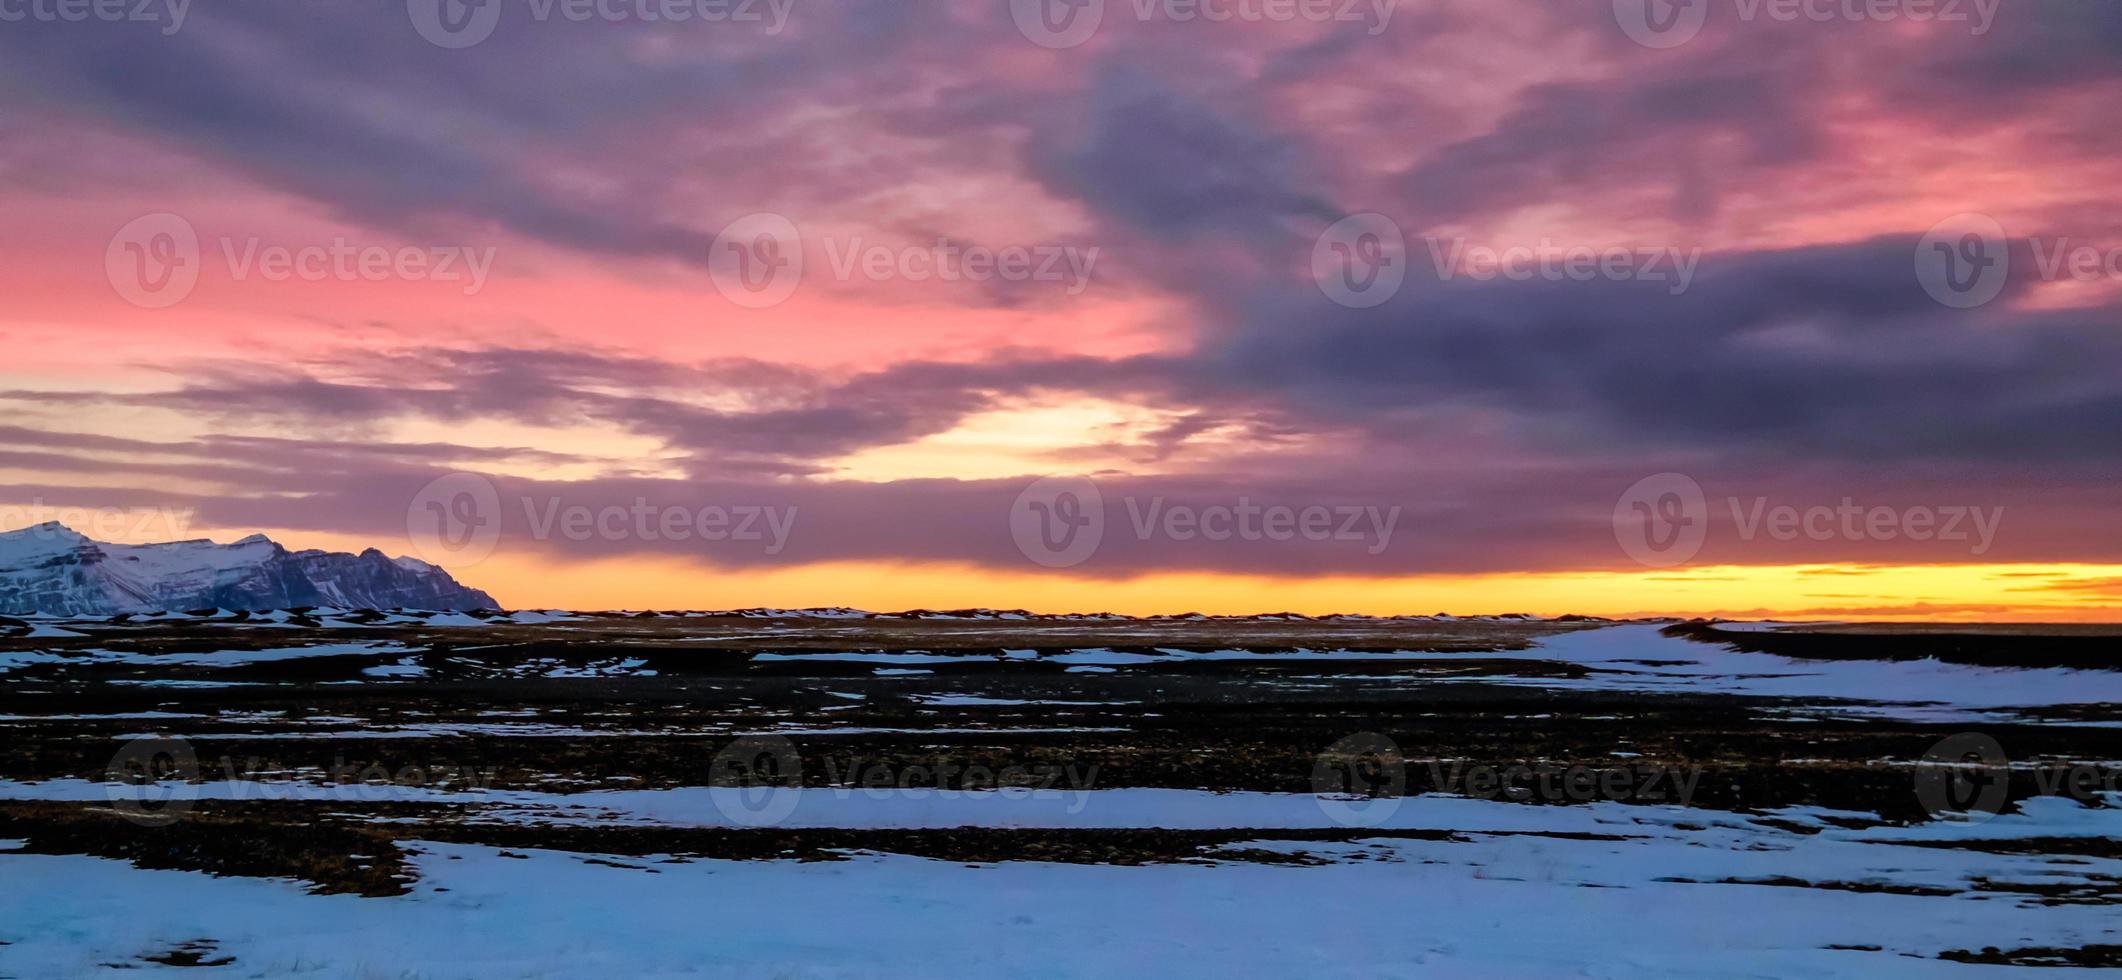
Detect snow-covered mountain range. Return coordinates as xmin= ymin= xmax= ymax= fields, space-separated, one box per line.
xmin=0 ymin=523 xmax=496 ymax=615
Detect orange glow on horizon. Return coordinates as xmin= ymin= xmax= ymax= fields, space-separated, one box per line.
xmin=241 ymin=528 xmax=2122 ymax=622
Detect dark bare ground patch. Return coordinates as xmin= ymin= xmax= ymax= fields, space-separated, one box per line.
xmin=1969 ymin=873 xmax=2122 ymax=906
xmin=0 ymin=801 xmax=417 ymax=897
xmin=1655 ymin=875 xmax=1961 ymax=898
xmin=1893 ymin=836 xmax=2122 ymax=860
xmin=0 ymin=798 xmax=1649 ymax=891
xmin=9 ymin=667 xmax=2112 ymax=822
xmin=140 ymin=941 xmax=234 ymax=968
xmin=1671 ymin=620 xmax=2122 ymax=671
xmin=1939 ymin=944 xmax=2122 ymax=968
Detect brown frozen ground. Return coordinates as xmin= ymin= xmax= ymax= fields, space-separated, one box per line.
xmin=2 ymin=612 xmax=2117 ymax=895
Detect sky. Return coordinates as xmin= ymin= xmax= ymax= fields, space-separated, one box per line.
xmin=3 ymin=0 xmax=2121 ymax=618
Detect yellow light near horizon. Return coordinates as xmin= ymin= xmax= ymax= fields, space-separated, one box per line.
xmin=410 ymin=551 xmax=2122 ymax=622
xmin=74 ymin=523 xmax=2122 ymax=621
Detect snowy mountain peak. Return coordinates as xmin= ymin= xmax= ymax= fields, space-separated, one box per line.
xmin=0 ymin=521 xmax=99 ymax=568
xmin=2 ymin=519 xmax=83 ymax=538
xmin=0 ymin=520 xmax=90 ymax=546
xmin=0 ymin=524 xmax=497 ymax=615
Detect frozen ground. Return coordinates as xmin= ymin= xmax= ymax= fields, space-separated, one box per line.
xmin=1 ymin=794 xmax=2118 ymax=977
xmin=5 ymin=622 xmax=2114 ymax=727
xmin=2 ymin=614 xmax=2117 ymax=976
xmin=1489 ymin=624 xmax=2122 ymax=724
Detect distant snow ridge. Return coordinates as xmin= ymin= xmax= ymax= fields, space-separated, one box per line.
xmin=0 ymin=522 xmax=496 ymax=615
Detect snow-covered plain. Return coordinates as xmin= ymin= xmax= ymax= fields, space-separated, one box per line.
xmin=6 ymin=623 xmax=2115 ymax=729
xmin=4 ymin=622 xmax=2117 ymax=975
xmin=1489 ymin=624 xmax=2122 ymax=723
xmin=734 ymin=624 xmax=2122 ymax=725
xmin=1 ymin=793 xmax=2118 ymax=977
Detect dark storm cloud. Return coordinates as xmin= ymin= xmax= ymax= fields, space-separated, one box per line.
xmin=1197 ymin=234 xmax=2122 ymax=465
xmin=1917 ymin=0 xmax=2122 ymax=90
xmin=1402 ymin=62 xmax=1825 ymax=226
xmin=0 ymin=0 xmax=972 ymax=262
xmin=1023 ymin=65 xmax=1339 ymax=243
